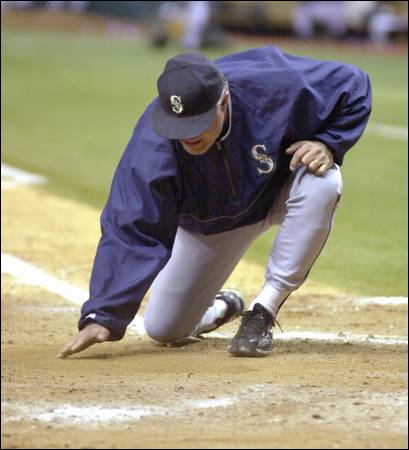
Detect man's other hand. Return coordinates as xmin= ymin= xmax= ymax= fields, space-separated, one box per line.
xmin=57 ymin=324 xmax=110 ymax=359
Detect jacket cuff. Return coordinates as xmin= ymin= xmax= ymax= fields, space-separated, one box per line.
xmin=78 ymin=315 xmax=125 ymax=341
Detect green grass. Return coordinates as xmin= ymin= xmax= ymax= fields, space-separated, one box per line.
xmin=2 ymin=29 xmax=408 ymax=296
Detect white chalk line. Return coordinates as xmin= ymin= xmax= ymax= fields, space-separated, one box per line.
xmin=2 ymin=396 xmax=237 ymax=426
xmin=355 ymin=296 xmax=408 ymax=306
xmin=2 ymin=384 xmax=407 ymax=428
xmin=367 ymin=122 xmax=408 ymax=141
xmin=1 ymin=253 xmax=87 ymax=305
xmin=2 ymin=252 xmax=407 ymax=347
xmin=207 ymin=330 xmax=408 ymax=346
xmin=1 ymin=163 xmax=47 ymax=190
xmin=1 ymin=252 xmax=147 ymax=333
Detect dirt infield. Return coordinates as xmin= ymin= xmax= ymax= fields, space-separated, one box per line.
xmin=1 ymin=178 xmax=408 ymax=449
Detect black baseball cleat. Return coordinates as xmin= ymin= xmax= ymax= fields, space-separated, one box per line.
xmin=228 ymin=303 xmax=275 ymax=357
xmin=200 ymin=290 xmax=245 ymax=334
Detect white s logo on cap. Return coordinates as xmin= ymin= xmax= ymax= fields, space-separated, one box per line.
xmin=170 ymin=95 xmax=183 ymax=114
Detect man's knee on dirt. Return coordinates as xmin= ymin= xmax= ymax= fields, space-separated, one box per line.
xmin=144 ymin=316 xmax=192 ymax=344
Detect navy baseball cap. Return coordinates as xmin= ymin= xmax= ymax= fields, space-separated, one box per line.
xmin=152 ymin=53 xmax=225 ymax=140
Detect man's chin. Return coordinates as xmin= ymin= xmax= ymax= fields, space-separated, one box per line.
xmin=181 ymin=143 xmax=210 ymax=155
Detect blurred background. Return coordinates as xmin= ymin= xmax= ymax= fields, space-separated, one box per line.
xmin=2 ymin=1 xmax=408 ymax=297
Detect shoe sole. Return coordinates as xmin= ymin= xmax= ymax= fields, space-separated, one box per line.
xmin=228 ymin=340 xmax=272 ymax=358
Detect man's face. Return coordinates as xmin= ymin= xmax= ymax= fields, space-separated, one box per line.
xmin=179 ymin=93 xmax=229 ymax=155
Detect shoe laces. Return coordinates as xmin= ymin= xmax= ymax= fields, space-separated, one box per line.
xmin=239 ymin=309 xmax=272 ymax=335
xmin=275 ymin=318 xmax=284 ymax=333
xmin=240 ymin=308 xmax=283 ymax=334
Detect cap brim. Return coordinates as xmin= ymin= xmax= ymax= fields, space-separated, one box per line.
xmin=152 ymin=98 xmax=217 ymax=140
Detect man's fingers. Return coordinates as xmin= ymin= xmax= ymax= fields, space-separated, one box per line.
xmin=315 ymin=161 xmax=332 ymax=176
xmin=307 ymin=158 xmax=325 ymax=173
xmin=289 ymin=144 xmax=313 ymax=171
xmin=57 ymin=324 xmax=110 ymax=359
xmin=68 ymin=335 xmax=99 ymax=355
xmin=57 ymin=339 xmax=77 ymax=359
xmin=286 ymin=140 xmax=334 ymax=174
xmin=301 ymin=150 xmax=321 ymax=166
xmin=285 ymin=141 xmax=305 ymax=155
xmin=57 ymin=334 xmax=95 ymax=359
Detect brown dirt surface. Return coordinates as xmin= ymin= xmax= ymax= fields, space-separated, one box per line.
xmin=1 ymin=180 xmax=408 ymax=449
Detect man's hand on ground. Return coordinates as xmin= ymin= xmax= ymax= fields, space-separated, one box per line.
xmin=286 ymin=140 xmax=334 ymax=176
xmin=57 ymin=324 xmax=110 ymax=359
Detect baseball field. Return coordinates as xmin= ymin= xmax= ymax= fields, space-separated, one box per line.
xmin=1 ymin=10 xmax=408 ymax=449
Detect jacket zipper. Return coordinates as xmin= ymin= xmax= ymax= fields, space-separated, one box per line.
xmin=216 ymin=141 xmax=237 ymax=196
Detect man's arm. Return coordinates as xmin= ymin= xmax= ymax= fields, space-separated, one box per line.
xmin=281 ymin=51 xmax=372 ymax=168
xmin=58 ymin=105 xmax=179 ymax=357
xmin=311 ymin=64 xmax=372 ymax=165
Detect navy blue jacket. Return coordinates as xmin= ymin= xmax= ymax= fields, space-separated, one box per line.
xmin=79 ymin=45 xmax=372 ymax=339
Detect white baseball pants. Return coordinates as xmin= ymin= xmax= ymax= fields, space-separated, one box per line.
xmin=144 ymin=165 xmax=343 ymax=343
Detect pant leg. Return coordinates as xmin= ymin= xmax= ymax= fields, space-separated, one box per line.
xmin=145 ymin=164 xmax=343 ymax=341
xmin=255 ymin=164 xmax=343 ymax=316
xmin=144 ymin=221 xmax=267 ymax=343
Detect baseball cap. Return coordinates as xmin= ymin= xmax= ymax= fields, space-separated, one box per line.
xmin=152 ymin=53 xmax=225 ymax=140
